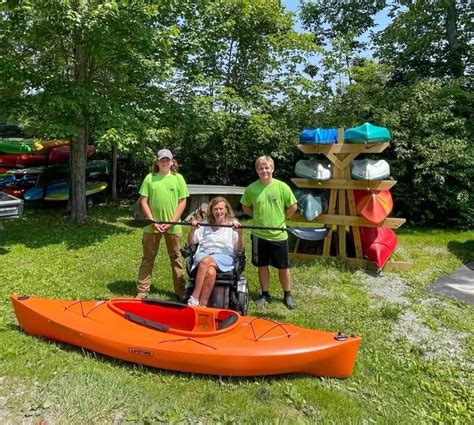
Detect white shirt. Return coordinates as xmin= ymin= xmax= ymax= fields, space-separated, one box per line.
xmin=191 ymin=224 xmax=238 ymax=258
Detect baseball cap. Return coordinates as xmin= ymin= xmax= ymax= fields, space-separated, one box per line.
xmin=156 ymin=148 xmax=173 ymax=160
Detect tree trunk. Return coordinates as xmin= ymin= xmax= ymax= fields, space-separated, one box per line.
xmin=445 ymin=0 xmax=463 ymax=77
xmin=71 ymin=42 xmax=89 ymax=222
xmin=111 ymin=142 xmax=118 ymax=201
xmin=70 ymin=116 xmax=88 ymax=221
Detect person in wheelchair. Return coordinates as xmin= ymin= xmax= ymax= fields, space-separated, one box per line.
xmin=186 ymin=197 xmax=243 ymax=307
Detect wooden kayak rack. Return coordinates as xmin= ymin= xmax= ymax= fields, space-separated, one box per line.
xmin=289 ymin=128 xmax=412 ymax=271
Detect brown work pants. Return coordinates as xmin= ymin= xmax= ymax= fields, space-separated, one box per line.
xmin=137 ymin=232 xmax=186 ymax=298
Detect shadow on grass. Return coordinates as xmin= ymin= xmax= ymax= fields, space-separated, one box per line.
xmin=107 ymin=280 xmax=180 ymax=301
xmin=1 ymin=203 xmax=134 ymax=250
xmin=448 ymin=240 xmax=474 ymax=265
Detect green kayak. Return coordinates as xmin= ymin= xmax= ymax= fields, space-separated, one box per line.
xmin=44 ymin=181 xmax=108 ymax=201
xmin=0 ymin=138 xmax=35 ymax=154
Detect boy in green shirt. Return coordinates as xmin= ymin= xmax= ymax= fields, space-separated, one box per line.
xmin=136 ymin=149 xmax=189 ymax=300
xmin=240 ymin=156 xmax=298 ymax=309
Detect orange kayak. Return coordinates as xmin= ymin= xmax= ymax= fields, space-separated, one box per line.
xmin=11 ymin=296 xmax=361 ymax=378
xmin=354 ymin=189 xmax=393 ymax=224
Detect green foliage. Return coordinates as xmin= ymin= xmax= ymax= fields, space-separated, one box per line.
xmin=375 ymin=0 xmax=472 ymax=81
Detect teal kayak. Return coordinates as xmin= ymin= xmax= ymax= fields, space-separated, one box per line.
xmin=344 ymin=123 xmax=391 ymax=143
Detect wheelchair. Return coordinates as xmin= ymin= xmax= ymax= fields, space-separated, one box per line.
xmin=181 ymin=244 xmax=249 ymax=315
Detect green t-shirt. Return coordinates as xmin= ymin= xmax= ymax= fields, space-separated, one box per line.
xmin=139 ymin=172 xmax=189 ymax=234
xmin=240 ymin=179 xmax=297 ymax=241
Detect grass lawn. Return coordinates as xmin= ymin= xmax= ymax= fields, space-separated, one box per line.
xmin=1 ymin=203 xmax=473 ymax=424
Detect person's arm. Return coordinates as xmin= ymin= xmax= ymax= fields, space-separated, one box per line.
xmin=285 ymin=203 xmax=298 ymax=219
xmin=140 ymin=196 xmax=153 ymax=220
xmin=242 ymin=205 xmax=253 ymax=217
xmin=232 ymin=221 xmax=244 ymax=251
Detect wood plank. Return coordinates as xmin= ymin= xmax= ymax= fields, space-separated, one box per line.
xmin=289 ymin=253 xmax=413 ymax=271
xmin=297 ymin=143 xmax=390 ymax=155
xmin=337 ymin=186 xmax=346 ymax=257
xmin=292 ymin=213 xmax=406 ymax=229
xmin=291 ymin=178 xmax=397 ymax=190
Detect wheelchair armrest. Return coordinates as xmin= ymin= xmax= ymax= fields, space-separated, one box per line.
xmin=181 ymin=243 xmax=198 ymax=258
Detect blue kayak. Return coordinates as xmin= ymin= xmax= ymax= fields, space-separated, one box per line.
xmin=299 ymin=128 xmax=338 ymax=144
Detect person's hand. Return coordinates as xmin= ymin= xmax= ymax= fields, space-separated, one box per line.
xmin=159 ymin=223 xmax=171 ymax=233
xmin=232 ymin=221 xmax=242 ymax=233
xmin=191 ymin=219 xmax=200 ymax=229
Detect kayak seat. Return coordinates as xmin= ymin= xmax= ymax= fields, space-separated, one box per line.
xmin=183 ymin=244 xmax=249 ymax=315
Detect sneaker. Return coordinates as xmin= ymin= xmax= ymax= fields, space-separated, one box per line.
xmin=283 ymin=294 xmax=297 ymax=310
xmin=255 ymin=293 xmax=271 ymax=307
xmin=136 ymin=292 xmax=148 ymax=299
xmin=187 ymin=295 xmax=199 ymax=306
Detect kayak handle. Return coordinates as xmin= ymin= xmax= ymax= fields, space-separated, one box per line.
xmin=124 ymin=312 xmax=169 ymax=332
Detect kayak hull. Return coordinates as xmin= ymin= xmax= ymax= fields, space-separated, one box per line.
xmin=295 ymin=158 xmax=332 ymax=180
xmin=351 ymin=159 xmax=390 ymax=180
xmin=354 ymin=189 xmax=393 ymax=224
xmin=11 ymin=296 xmax=361 ymax=378
xmin=345 ymin=123 xmax=391 ymax=143
xmin=360 ymin=227 xmax=397 ymax=269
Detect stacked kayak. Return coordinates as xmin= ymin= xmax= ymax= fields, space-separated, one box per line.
xmin=345 ymin=123 xmax=391 ymax=143
xmin=359 ymin=227 xmax=397 ymax=270
xmin=45 ymin=181 xmax=108 ymax=201
xmin=24 ymin=180 xmax=108 ymax=201
xmin=48 ymin=144 xmax=96 ymax=163
xmin=351 ymin=159 xmax=390 ymax=180
xmin=294 ymin=189 xmax=328 ymax=221
xmin=354 ymin=190 xmax=393 ymax=224
xmin=0 ymin=153 xmax=46 ymax=168
xmin=299 ymin=128 xmax=338 ymax=144
xmin=0 ymin=139 xmax=35 ymax=154
xmin=295 ymin=158 xmax=332 ymax=180
xmin=11 ymin=296 xmax=362 ymax=378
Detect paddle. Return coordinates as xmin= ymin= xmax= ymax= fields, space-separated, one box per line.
xmin=122 ymin=218 xmax=328 ymax=241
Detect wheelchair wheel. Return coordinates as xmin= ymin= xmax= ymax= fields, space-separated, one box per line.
xmin=236 ymin=291 xmax=248 ymax=316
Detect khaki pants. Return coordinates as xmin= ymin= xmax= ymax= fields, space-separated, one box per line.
xmin=137 ymin=232 xmax=186 ymax=298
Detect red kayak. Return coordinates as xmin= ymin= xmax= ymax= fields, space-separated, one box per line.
xmin=2 ymin=187 xmax=30 ymax=198
xmin=360 ymin=227 xmax=397 ymax=270
xmin=48 ymin=145 xmax=96 ymax=163
xmin=0 ymin=154 xmax=47 ymax=167
xmin=354 ymin=189 xmax=393 ymax=224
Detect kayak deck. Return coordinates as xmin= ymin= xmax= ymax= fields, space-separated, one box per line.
xmin=11 ymin=295 xmax=361 ymax=378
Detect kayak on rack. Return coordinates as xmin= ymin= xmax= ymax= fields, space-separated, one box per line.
xmin=295 ymin=189 xmax=328 ymax=221
xmin=345 ymin=123 xmax=391 ymax=143
xmin=24 ymin=181 xmax=108 ymax=201
xmin=0 ymin=153 xmax=46 ymax=168
xmin=354 ymin=189 xmax=393 ymax=224
xmin=11 ymin=295 xmax=362 ymax=378
xmin=48 ymin=145 xmax=96 ymax=164
xmin=44 ymin=181 xmax=108 ymax=201
xmin=295 ymin=158 xmax=332 ymax=180
xmin=351 ymin=159 xmax=390 ymax=180
xmin=32 ymin=139 xmax=69 ymax=153
xmin=299 ymin=128 xmax=338 ymax=144
xmin=0 ymin=139 xmax=34 ymax=154
xmin=359 ymin=227 xmax=397 ymax=270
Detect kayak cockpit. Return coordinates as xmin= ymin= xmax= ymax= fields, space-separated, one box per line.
xmin=107 ymin=298 xmax=240 ymax=336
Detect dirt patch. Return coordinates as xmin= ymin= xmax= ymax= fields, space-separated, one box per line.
xmin=357 ymin=271 xmax=409 ymax=305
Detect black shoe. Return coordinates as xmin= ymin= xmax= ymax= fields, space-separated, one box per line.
xmin=255 ymin=293 xmax=271 ymax=307
xmin=283 ymin=294 xmax=297 ymax=310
